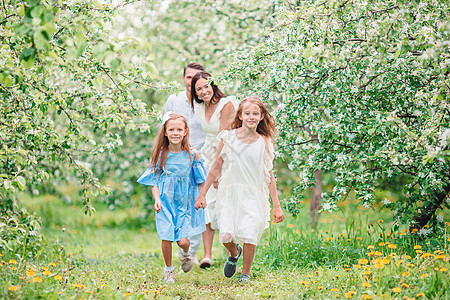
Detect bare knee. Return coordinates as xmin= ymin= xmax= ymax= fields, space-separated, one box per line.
xmin=177 ymin=238 xmax=190 ymax=250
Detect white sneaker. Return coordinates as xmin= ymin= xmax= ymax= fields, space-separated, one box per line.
xmin=164 ymin=269 xmax=175 ymax=283
xmin=180 ymin=251 xmax=193 ymax=273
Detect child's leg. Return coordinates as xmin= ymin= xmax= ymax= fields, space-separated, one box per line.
xmin=161 ymin=240 xmax=173 ymax=267
xmin=223 ymin=242 xmax=239 ymax=257
xmin=176 ymin=237 xmax=190 ymax=252
xmin=241 ymin=243 xmax=256 ymax=275
xmin=202 ymin=223 xmax=215 ymax=259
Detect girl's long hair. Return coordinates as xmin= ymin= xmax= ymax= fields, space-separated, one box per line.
xmin=190 ymin=71 xmax=226 ymax=107
xmin=231 ymin=96 xmax=276 ymax=140
xmin=151 ymin=113 xmax=191 ymax=173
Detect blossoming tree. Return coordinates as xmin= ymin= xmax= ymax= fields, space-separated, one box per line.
xmin=225 ymin=0 xmax=449 ymax=233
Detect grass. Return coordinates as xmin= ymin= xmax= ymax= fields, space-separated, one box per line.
xmin=1 ymin=193 xmax=449 ymax=299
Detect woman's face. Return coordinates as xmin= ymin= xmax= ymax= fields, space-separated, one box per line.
xmin=194 ymin=78 xmax=214 ymax=103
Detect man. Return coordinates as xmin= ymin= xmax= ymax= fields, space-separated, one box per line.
xmin=164 ymin=62 xmax=206 ymax=266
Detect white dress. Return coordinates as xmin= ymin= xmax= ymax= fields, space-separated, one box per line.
xmin=215 ymin=129 xmax=274 ymax=245
xmin=195 ymin=96 xmax=238 ymax=229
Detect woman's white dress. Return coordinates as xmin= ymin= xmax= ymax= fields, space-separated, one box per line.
xmin=215 ymin=129 xmax=274 ymax=245
xmin=195 ymin=96 xmax=237 ymax=229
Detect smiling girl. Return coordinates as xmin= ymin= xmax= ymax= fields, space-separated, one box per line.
xmin=195 ymin=96 xmax=285 ymax=283
xmin=137 ymin=112 xmax=208 ymax=283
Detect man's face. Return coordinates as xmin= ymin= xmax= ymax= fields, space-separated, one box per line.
xmin=182 ymin=68 xmax=201 ymax=93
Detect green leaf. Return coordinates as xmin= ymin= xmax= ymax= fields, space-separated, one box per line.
xmin=16 ymin=176 xmax=26 ymax=191
xmin=34 ymin=31 xmax=49 ymax=50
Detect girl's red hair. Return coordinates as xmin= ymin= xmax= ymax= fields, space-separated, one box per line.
xmin=151 ymin=113 xmax=191 ymax=173
xmin=231 ymin=96 xmax=276 ymax=140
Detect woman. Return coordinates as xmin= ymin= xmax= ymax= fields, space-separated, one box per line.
xmin=190 ymin=71 xmax=237 ymax=268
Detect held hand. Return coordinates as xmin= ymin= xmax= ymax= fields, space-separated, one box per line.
xmin=272 ymin=206 xmax=285 ymax=223
xmin=195 ymin=194 xmax=207 ymax=210
xmin=154 ymin=201 xmax=161 ymax=213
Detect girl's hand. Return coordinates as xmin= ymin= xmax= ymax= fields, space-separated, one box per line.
xmin=272 ymin=206 xmax=285 ymax=223
xmin=154 ymin=200 xmax=161 ymax=213
xmin=195 ymin=194 xmax=207 ymax=210
xmin=213 ymin=179 xmax=219 ymax=189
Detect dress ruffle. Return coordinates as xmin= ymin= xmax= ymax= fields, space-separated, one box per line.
xmin=137 ymin=165 xmax=161 ymax=186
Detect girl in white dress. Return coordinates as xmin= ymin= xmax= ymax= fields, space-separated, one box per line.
xmin=195 ymin=96 xmax=285 ymax=282
xmin=190 ymin=71 xmax=237 ymax=268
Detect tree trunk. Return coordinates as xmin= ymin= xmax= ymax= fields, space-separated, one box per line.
xmin=409 ymin=183 xmax=450 ymax=232
xmin=310 ymin=169 xmax=322 ymax=230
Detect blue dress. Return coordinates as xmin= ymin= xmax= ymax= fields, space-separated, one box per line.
xmin=137 ymin=150 xmax=207 ymax=242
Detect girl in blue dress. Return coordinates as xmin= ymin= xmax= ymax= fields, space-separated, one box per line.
xmin=137 ymin=112 xmax=207 ymax=283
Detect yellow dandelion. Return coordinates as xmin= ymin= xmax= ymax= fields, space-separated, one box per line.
xmin=414 ymin=245 xmax=421 ymax=250
xmin=420 ymin=273 xmax=428 ymax=279
xmin=382 ymin=258 xmax=391 ymax=265
xmin=362 ymin=282 xmax=371 ymax=287
xmin=361 ymin=295 xmax=372 ymax=299
xmin=300 ymin=280 xmax=307 ymax=285
xmin=318 ymin=286 xmax=323 ymax=289
xmin=416 ymin=250 xmax=423 ymax=254
xmin=363 ymin=270 xmax=371 ymax=275
xmin=327 ymin=237 xmax=335 ymax=241
xmin=424 ymin=225 xmax=429 ymax=228
xmin=287 ymin=223 xmax=293 ymax=228
xmin=296 ymin=229 xmax=300 ymax=234
xmin=396 ymin=260 xmax=404 ymax=266
xmin=355 ymin=264 xmax=361 ymax=269
xmin=42 ymin=270 xmax=52 ymax=276
xmin=367 ymin=245 xmax=375 ymax=250
xmin=67 ymin=253 xmax=71 ymax=256
xmin=378 ymin=219 xmax=384 ymax=223
xmin=49 ymin=262 xmax=56 ymax=267
xmin=416 ymin=292 xmax=425 ymax=297
xmin=358 ymin=258 xmax=369 ymax=265
xmin=344 ymin=292 xmax=354 ymax=298
xmin=33 ymin=277 xmax=43 ymax=283
xmin=54 ymin=275 xmax=63 ymax=280
xmin=402 ymin=283 xmax=410 ymax=288
xmin=8 ymin=285 xmax=19 ymax=291
xmin=407 ymin=263 xmax=414 ymax=267
xmin=325 ymin=230 xmax=330 ymax=234
xmin=388 ymin=244 xmax=397 ymax=249
xmin=411 ymin=228 xmax=418 ymax=233
xmin=331 ymin=288 xmax=339 ymax=292
xmin=375 ymin=251 xmax=382 ymax=256
xmin=9 ymin=259 xmax=17 ymax=264
xmin=440 ymin=267 xmax=447 ymax=272
xmin=27 ymin=269 xmax=36 ymax=277
xmin=356 ymin=237 xmax=362 ymax=240
xmin=392 ymin=287 xmax=402 ymax=293
xmin=335 ymin=275 xmax=340 ymax=278
xmin=402 ymin=271 xmax=409 ymax=277
xmin=344 ymin=268 xmax=351 ymax=272
xmin=123 ymin=293 xmax=131 ymax=297
xmin=375 ymin=263 xmax=385 ymax=269
xmin=11 ymin=266 xmax=17 ymax=270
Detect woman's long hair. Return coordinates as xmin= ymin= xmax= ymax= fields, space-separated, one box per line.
xmin=190 ymin=71 xmax=226 ymax=107
xmin=231 ymin=96 xmax=276 ymax=140
xmin=151 ymin=113 xmax=191 ymax=173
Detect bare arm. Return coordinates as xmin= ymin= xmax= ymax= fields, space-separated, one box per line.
xmin=269 ymin=169 xmax=285 ymax=223
xmin=219 ymin=101 xmax=235 ymax=131
xmin=195 ymin=141 xmax=225 ymax=209
xmin=152 ymin=186 xmax=161 ymax=213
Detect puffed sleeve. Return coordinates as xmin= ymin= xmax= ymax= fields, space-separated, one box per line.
xmin=191 ymin=149 xmax=208 ymax=184
xmin=216 ymin=130 xmax=231 ymax=161
xmin=137 ymin=165 xmax=163 ymax=186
